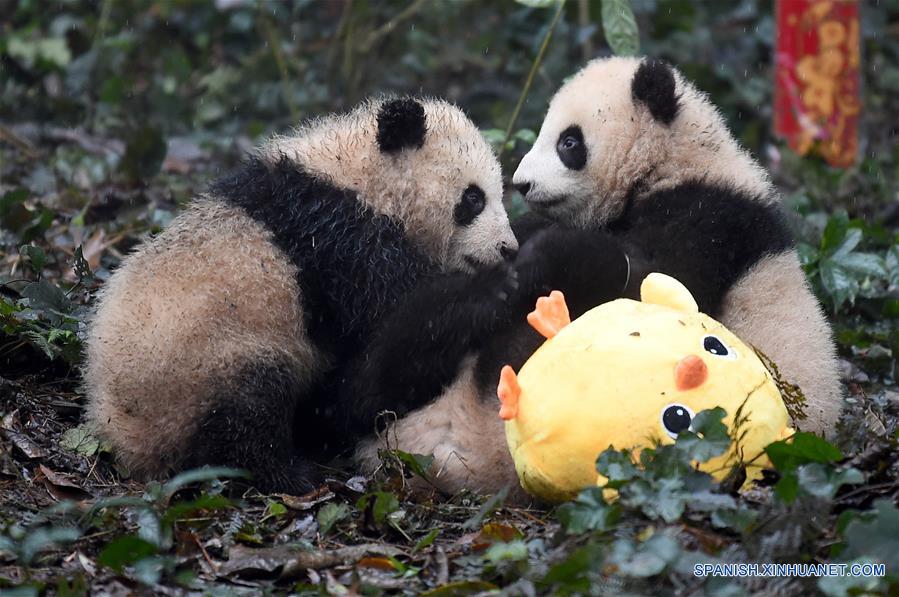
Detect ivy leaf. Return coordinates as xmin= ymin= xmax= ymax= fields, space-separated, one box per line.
xmin=316 ymin=502 xmax=350 ymax=536
xmin=765 ymin=432 xmax=842 ymax=472
xmin=60 ymin=424 xmax=101 ymax=457
xmin=557 ymin=487 xmax=620 ymax=534
xmin=601 ymin=0 xmax=640 ymax=56
xmin=795 ymin=464 xmax=862 ymax=499
xmin=841 ymin=500 xmax=899 ymax=571
xmin=595 ymin=448 xmax=640 ymax=488
xmin=673 ymin=407 xmax=730 ymax=463
xmin=609 ymin=535 xmax=680 ymax=578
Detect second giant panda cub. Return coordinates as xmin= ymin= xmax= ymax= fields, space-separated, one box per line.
xmin=84 ymin=97 xmax=520 ymax=494
xmin=355 ymin=58 xmax=842 ymax=500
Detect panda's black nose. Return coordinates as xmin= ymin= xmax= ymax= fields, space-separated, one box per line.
xmin=500 ymin=244 xmax=518 ymax=261
xmin=515 ymin=182 xmax=531 ymax=196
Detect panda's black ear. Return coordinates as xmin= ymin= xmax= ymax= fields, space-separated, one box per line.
xmin=631 ymin=59 xmax=680 ymax=125
xmin=377 ymin=98 xmax=427 ymax=153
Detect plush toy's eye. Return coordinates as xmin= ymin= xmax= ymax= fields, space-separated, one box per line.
xmin=702 ymin=335 xmax=737 ymax=360
xmin=555 ymin=125 xmax=587 ymax=170
xmin=661 ymin=403 xmax=694 ymax=439
xmin=454 ymin=185 xmax=486 ymax=226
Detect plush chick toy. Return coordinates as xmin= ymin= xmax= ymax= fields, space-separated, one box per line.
xmin=497 ymin=273 xmax=793 ymax=502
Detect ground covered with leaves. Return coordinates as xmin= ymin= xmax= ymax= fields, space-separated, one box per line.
xmin=2 ymin=1 xmax=899 ymax=595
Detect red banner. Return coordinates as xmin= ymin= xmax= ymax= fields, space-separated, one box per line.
xmin=774 ymin=0 xmax=860 ymax=168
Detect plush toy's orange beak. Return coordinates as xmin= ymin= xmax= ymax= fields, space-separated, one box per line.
xmin=527 ymin=290 xmax=571 ymax=339
xmin=497 ymin=365 xmax=520 ymax=420
xmin=675 ymin=355 xmax=708 ymax=391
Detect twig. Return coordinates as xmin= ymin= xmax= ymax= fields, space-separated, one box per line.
xmin=361 ymin=0 xmax=427 ymax=52
xmin=0 ymin=123 xmax=39 ymax=159
xmin=499 ymin=0 xmax=567 ymax=160
xmin=193 ymin=532 xmax=219 ymax=573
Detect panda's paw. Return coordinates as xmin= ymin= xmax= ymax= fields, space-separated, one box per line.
xmin=494 ymin=261 xmax=519 ymax=303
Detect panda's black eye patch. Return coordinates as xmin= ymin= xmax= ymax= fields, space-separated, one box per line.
xmin=661 ymin=404 xmax=693 ymax=439
xmin=454 ymin=185 xmax=486 ymax=226
xmin=556 ymin=125 xmax=587 ymax=171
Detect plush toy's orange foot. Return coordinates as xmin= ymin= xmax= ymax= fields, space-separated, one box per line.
xmin=497 ymin=365 xmax=520 ymax=420
xmin=527 ymin=290 xmax=571 ymax=339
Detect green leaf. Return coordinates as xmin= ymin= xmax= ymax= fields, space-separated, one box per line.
xmin=97 ymin=536 xmax=157 ymax=573
xmin=393 ymin=450 xmax=434 ymax=479
xmin=796 ymin=242 xmax=819 ymax=268
xmin=795 ymin=464 xmax=863 ymax=499
xmin=539 ymin=543 xmax=604 ymax=592
xmin=161 ymin=466 xmax=248 ymax=499
xmin=610 ymin=535 xmax=680 ymax=578
xmin=819 ymin=260 xmax=857 ymax=310
xmin=842 ymin=500 xmax=899 ymax=571
xmin=831 ymin=227 xmax=863 ymax=259
xmin=764 ymin=432 xmax=842 ymax=472
xmin=413 ymin=528 xmax=439 ymax=553
xmin=356 ymin=491 xmax=400 ymax=525
xmin=60 ymin=425 xmax=101 ymax=457
xmin=595 ymin=448 xmax=639 ymax=487
xmin=821 ymin=211 xmax=850 ymax=254
xmin=484 ymin=539 xmax=528 ymax=564
xmin=316 ymin=502 xmax=350 ymax=536
xmin=556 ymin=487 xmax=619 ymax=534
xmin=711 ymin=506 xmax=758 ymax=533
xmin=832 ymin=251 xmax=887 ymax=278
xmin=625 ymin=477 xmax=686 ymax=522
xmin=18 ymin=526 xmax=80 ymax=566
xmin=162 ymin=494 xmax=233 ymax=525
xmin=601 ymin=0 xmax=640 ymax=56
xmin=19 ymin=245 xmax=47 ymax=274
xmin=262 ymin=499 xmax=288 ymax=521
xmin=674 ymin=407 xmax=731 ymax=463
xmin=21 ymin=279 xmax=72 ymax=313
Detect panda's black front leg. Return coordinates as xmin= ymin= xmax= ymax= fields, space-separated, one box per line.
xmin=473 ymin=227 xmax=644 ymax=393
xmin=514 ymin=227 xmax=640 ymax=319
xmin=337 ymin=262 xmax=525 ymax=437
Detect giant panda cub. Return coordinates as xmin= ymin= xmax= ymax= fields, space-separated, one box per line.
xmin=83 ymin=97 xmax=520 ymax=494
xmin=354 ymin=58 xmax=842 ymax=500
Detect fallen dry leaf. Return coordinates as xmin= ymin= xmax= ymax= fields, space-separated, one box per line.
xmin=278 ymin=485 xmax=334 ymax=511
xmin=39 ymin=464 xmax=93 ymax=501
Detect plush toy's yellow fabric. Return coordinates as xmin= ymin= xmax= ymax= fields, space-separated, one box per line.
xmin=499 ymin=273 xmax=793 ymax=502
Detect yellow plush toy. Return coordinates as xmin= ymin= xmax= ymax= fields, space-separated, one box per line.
xmin=497 ymin=273 xmax=794 ymax=502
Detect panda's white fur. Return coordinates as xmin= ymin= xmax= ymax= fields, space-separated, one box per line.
xmin=514 ymin=57 xmax=774 ymax=228
xmin=84 ymin=97 xmax=517 ymax=492
xmin=355 ymin=58 xmax=842 ymax=500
